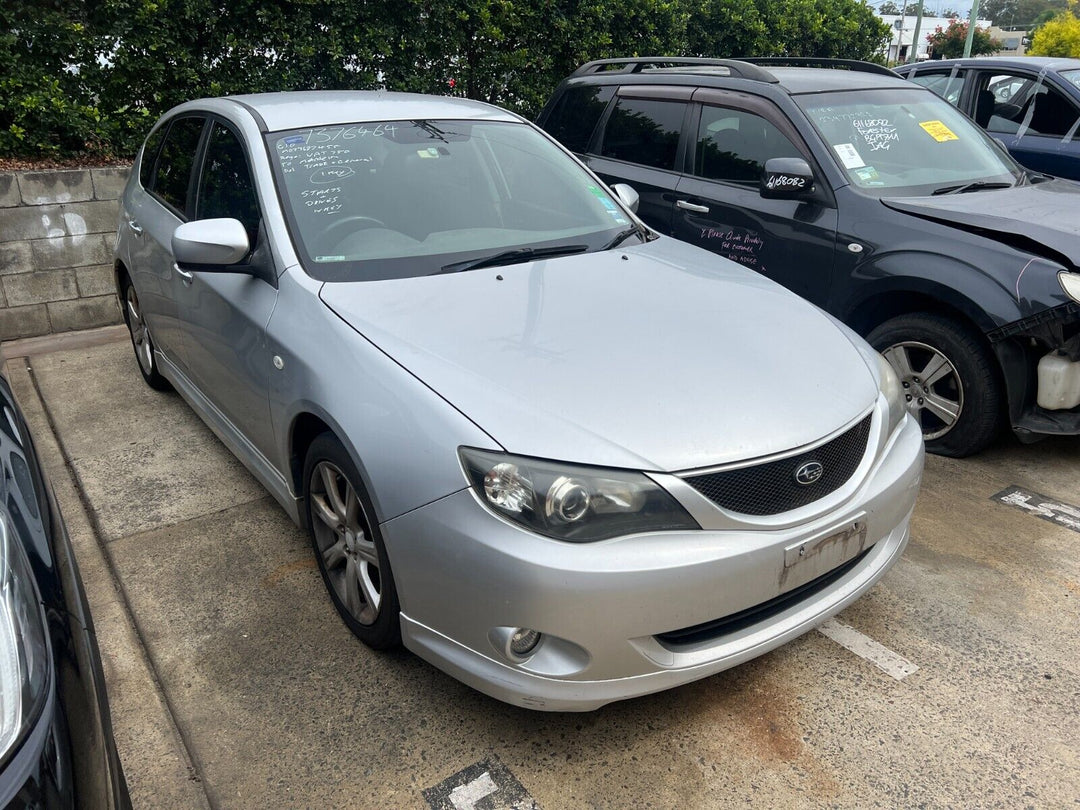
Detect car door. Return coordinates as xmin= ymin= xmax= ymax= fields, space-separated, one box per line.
xmin=670 ymin=93 xmax=838 ymax=307
xmin=583 ymin=87 xmax=691 ymax=234
xmin=174 ymin=118 xmax=279 ymax=461
xmin=973 ymin=69 xmax=1080 ymax=179
xmin=128 ymin=115 xmax=207 ymax=372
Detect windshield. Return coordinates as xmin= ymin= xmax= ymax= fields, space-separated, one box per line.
xmin=796 ymin=88 xmax=1021 ymax=196
xmin=267 ymin=120 xmax=635 ymax=281
xmin=1062 ymin=69 xmax=1080 ymax=92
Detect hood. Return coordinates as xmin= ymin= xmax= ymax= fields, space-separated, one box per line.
xmin=319 ymin=239 xmax=878 ymax=472
xmin=882 ymin=180 xmax=1080 ymax=269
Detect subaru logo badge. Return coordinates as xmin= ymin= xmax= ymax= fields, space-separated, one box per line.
xmin=795 ymin=461 xmax=824 ymax=486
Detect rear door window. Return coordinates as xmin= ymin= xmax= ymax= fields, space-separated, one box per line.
xmin=139 ymin=125 xmax=168 ymax=189
xmin=599 ymin=97 xmax=687 ymax=171
xmin=542 ymin=85 xmax=615 ymax=153
xmin=693 ymin=106 xmax=803 ymax=185
xmin=152 ymin=116 xmax=206 ymax=216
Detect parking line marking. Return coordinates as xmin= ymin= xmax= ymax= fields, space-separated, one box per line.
xmin=817 ymin=619 xmax=919 ymax=681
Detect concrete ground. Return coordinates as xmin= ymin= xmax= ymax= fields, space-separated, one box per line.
xmin=3 ymin=328 xmax=1078 ymax=809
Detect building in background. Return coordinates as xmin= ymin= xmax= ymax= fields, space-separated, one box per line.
xmin=879 ymin=14 xmax=993 ymax=62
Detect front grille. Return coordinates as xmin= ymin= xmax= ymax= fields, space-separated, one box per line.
xmin=655 ymin=547 xmax=872 ymax=648
xmin=683 ymin=414 xmax=872 ymax=516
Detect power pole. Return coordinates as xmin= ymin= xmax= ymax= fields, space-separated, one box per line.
xmin=908 ymin=0 xmax=926 ymax=63
xmin=963 ymin=0 xmax=981 ymax=57
xmin=899 ymin=0 xmax=909 ymax=62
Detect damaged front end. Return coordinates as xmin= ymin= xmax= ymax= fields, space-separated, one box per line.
xmin=989 ymin=269 xmax=1080 ymax=439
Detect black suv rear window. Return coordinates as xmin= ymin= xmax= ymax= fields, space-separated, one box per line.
xmin=600 ymin=97 xmax=686 ymax=171
xmin=543 ymin=85 xmax=615 ymax=153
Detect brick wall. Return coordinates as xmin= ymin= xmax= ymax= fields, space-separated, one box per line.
xmin=0 ymin=167 xmax=129 ymax=340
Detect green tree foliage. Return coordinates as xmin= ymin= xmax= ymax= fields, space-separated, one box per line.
xmin=926 ymin=19 xmax=1003 ymax=56
xmin=1 ymin=0 xmax=896 ymax=160
xmin=684 ymin=0 xmax=892 ymax=61
xmin=979 ymin=0 xmax=1068 ymax=29
xmin=1027 ymin=10 xmax=1080 ymax=54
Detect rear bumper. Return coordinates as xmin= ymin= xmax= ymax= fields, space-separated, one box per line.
xmin=384 ymin=412 xmax=924 ymax=711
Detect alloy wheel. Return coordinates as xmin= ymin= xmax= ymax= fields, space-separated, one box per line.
xmin=309 ymin=461 xmax=382 ymax=626
xmin=883 ymin=340 xmax=964 ymax=440
xmin=125 ymin=284 xmax=155 ymax=375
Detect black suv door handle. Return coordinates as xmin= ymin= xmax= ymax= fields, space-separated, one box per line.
xmin=676 ymin=199 xmax=710 ymax=213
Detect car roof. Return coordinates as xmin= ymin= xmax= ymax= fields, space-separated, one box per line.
xmin=896 ymin=57 xmax=1080 ymax=73
xmin=566 ymin=60 xmax=917 ymax=97
xmin=220 ymin=91 xmax=521 ymax=132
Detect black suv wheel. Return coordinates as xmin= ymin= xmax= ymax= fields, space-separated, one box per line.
xmin=869 ymin=314 xmax=1002 ymax=457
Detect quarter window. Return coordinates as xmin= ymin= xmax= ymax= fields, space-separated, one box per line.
xmin=153 ymin=117 xmax=206 ymax=215
xmin=907 ymin=72 xmax=964 ymax=106
xmin=694 ymin=106 xmax=803 ymax=184
xmin=197 ymin=123 xmax=261 ymax=243
xmin=543 ymin=85 xmax=615 ymax=153
xmin=600 ymin=97 xmax=686 ymax=171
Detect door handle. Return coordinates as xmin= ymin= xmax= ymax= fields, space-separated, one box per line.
xmin=173 ymin=263 xmax=193 ymax=284
xmin=128 ymin=219 xmax=143 ymax=236
xmin=676 ymin=200 xmax=710 ymax=213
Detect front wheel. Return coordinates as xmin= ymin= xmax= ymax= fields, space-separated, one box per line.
xmin=868 ymin=313 xmax=1002 ymax=457
xmin=303 ymin=433 xmax=401 ymax=649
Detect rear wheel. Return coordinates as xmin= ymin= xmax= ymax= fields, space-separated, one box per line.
xmin=303 ymin=433 xmax=401 ymax=649
xmin=868 ymin=313 xmax=1002 ymax=457
xmin=121 ymin=276 xmax=170 ymax=390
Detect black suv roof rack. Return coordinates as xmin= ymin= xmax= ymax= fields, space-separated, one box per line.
xmin=570 ymin=57 xmax=780 ymax=84
xmin=738 ymin=57 xmax=897 ymax=77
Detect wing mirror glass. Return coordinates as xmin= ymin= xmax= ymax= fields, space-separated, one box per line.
xmin=760 ymin=158 xmax=815 ymax=200
xmin=611 ymin=183 xmax=640 ymax=213
xmin=172 ymin=218 xmax=250 ymax=267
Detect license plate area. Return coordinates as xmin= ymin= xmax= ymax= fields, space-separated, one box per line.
xmin=783 ymin=518 xmax=868 ymax=575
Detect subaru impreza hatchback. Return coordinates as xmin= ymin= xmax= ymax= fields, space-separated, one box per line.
xmin=114 ymin=91 xmax=923 ymax=710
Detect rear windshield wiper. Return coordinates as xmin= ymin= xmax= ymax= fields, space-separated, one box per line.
xmin=437 ymin=244 xmax=588 ymax=274
xmin=931 ymin=181 xmax=1014 ymax=196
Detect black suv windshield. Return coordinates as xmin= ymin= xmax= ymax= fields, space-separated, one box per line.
xmin=797 ymin=88 xmax=1021 ymax=196
xmin=267 ymin=120 xmax=636 ymax=281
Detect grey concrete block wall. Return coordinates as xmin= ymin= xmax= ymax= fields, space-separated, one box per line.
xmin=0 ymin=167 xmax=128 ymax=340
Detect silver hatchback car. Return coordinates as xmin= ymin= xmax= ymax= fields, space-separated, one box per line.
xmin=114 ymin=91 xmax=923 ymax=711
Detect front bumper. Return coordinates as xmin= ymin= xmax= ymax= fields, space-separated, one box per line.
xmin=383 ymin=410 xmax=924 ymax=711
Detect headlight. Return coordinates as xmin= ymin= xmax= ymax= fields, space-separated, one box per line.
xmin=460 ymin=448 xmax=700 ymax=542
xmin=1060 ymin=271 xmax=1080 ymax=304
xmin=0 ymin=511 xmax=49 ymax=763
xmin=877 ymin=352 xmax=906 ymax=436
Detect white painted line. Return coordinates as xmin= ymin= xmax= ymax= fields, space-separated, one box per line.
xmin=817 ymin=619 xmax=919 ymax=681
xmin=449 ymin=772 xmax=498 ymax=810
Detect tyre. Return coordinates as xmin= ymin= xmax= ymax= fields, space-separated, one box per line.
xmin=303 ymin=433 xmax=401 ymax=649
xmin=868 ymin=313 xmax=1002 ymax=457
xmin=120 ymin=276 xmax=170 ymax=391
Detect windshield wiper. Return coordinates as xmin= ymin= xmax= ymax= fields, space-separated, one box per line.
xmin=601 ymin=225 xmax=647 ymax=251
xmin=931 ymin=181 xmax=1014 ymax=196
xmin=437 ymin=244 xmax=588 ymax=275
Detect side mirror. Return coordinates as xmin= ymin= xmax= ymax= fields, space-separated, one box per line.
xmin=611 ymin=183 xmax=640 ymax=213
xmin=760 ymin=158 xmax=815 ymax=200
xmin=172 ymin=218 xmax=250 ymax=267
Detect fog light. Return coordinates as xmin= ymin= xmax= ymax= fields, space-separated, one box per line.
xmin=509 ymin=628 xmax=542 ymax=657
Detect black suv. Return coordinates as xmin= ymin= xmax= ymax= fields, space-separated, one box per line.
xmin=537 ymin=57 xmax=1080 ymax=457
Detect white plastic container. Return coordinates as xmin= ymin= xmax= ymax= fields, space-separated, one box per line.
xmin=1037 ymin=351 xmax=1080 ymax=410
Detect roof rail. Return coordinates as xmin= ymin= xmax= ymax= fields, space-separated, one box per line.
xmin=570 ymin=57 xmax=779 ymax=84
xmin=738 ymin=58 xmax=898 ymax=77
